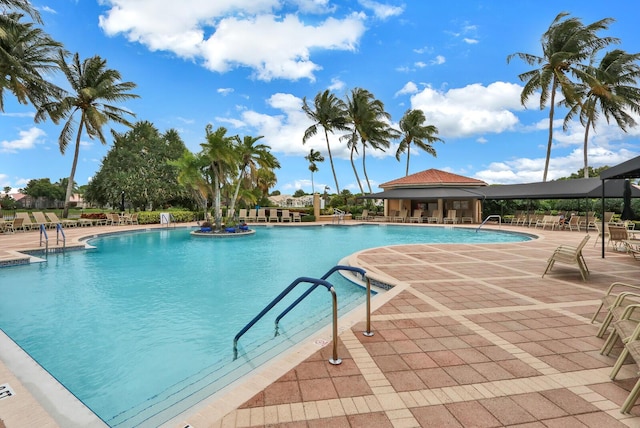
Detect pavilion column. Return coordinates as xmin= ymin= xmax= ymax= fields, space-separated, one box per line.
xmin=474 ymin=199 xmax=482 ymax=223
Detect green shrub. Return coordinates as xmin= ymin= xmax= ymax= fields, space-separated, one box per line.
xmin=301 ymin=215 xmax=315 ymax=222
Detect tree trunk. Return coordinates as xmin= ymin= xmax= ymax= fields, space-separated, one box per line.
xmin=63 ymin=120 xmax=85 ymax=218
xmin=583 ymin=116 xmax=592 ymax=178
xmin=229 ymin=166 xmax=246 ymax=221
xmin=405 ymin=143 xmax=411 ymax=177
xmin=349 ymin=142 xmax=363 ymax=194
xmin=324 ymin=128 xmax=340 ymax=194
xmin=542 ymin=79 xmax=558 ymax=182
xmin=362 ymin=143 xmax=372 ymax=194
xmin=311 ymin=171 xmax=315 ymax=194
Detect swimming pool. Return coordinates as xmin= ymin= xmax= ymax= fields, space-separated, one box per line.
xmin=0 ymin=225 xmax=531 ymax=426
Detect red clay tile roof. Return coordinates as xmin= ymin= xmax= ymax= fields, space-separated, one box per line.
xmin=380 ymin=169 xmax=487 ymax=189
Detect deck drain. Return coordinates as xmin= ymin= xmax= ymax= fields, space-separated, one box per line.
xmin=0 ymin=383 xmax=15 ymax=400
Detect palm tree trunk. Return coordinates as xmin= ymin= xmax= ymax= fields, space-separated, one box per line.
xmin=311 ymin=171 xmax=315 ymax=194
xmin=583 ymin=116 xmax=592 ymax=178
xmin=362 ymin=144 xmax=372 ymax=194
xmin=229 ymin=166 xmax=246 ymax=220
xmin=349 ymin=144 xmax=364 ymax=194
xmin=405 ymin=143 xmax=411 ymax=176
xmin=324 ymin=128 xmax=340 ymax=194
xmin=543 ymin=79 xmax=558 ymax=182
xmin=63 ymin=120 xmax=85 ymax=218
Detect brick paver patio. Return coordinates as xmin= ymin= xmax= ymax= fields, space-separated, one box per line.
xmin=0 ymin=221 xmax=639 ymax=427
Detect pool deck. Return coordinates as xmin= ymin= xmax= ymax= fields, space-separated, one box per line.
xmin=1 ymin=221 xmax=640 ymax=427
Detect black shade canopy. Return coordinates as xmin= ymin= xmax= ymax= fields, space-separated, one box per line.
xmin=362 ymin=178 xmax=640 ymax=200
xmin=600 ymin=155 xmax=640 ymax=180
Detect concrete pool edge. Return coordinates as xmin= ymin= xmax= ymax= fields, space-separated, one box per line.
xmin=0 ymin=329 xmax=106 ymax=427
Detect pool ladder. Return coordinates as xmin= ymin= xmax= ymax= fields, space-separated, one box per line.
xmin=476 ymin=215 xmax=501 ymax=232
xmin=233 ymin=265 xmax=373 ymax=365
xmin=332 ymin=208 xmax=346 ymax=224
xmin=39 ymin=223 xmax=66 ymax=253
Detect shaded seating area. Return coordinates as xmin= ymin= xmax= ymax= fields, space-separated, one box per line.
xmin=542 ymin=234 xmax=590 ymax=281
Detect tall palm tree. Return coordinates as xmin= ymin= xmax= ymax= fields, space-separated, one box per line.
xmin=170 ymin=150 xmax=210 ymax=214
xmin=396 ymin=109 xmax=443 ymax=176
xmin=0 ymin=13 xmax=62 ymax=111
xmin=305 ymin=148 xmax=324 ymax=194
xmin=228 ymin=134 xmax=280 ymax=218
xmin=0 ymin=0 xmax=41 ymax=22
xmin=302 ymin=90 xmax=349 ymax=194
xmin=36 ymin=51 xmax=138 ymax=218
xmin=200 ymin=125 xmax=238 ymax=230
xmin=255 ymin=167 xmax=278 ymax=201
xmin=564 ymin=49 xmax=640 ymax=178
xmin=507 ymin=12 xmax=617 ymax=181
xmin=345 ymin=87 xmax=399 ymax=193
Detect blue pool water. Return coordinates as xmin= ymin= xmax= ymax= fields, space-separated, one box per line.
xmin=0 ymin=225 xmax=530 ymax=426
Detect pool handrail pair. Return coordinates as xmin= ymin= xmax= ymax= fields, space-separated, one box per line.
xmin=232 ymin=265 xmax=370 ymax=365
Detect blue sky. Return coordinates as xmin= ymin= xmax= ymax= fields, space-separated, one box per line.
xmin=2 ymin=0 xmax=640 ymax=196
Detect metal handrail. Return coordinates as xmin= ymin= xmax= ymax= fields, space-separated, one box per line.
xmin=275 ymin=265 xmax=366 ymax=334
xmin=333 ymin=208 xmax=345 ymax=224
xmin=55 ymin=223 xmax=66 ymax=249
xmin=39 ymin=224 xmax=48 ymax=253
xmin=476 ymin=215 xmax=501 ymax=232
xmin=233 ymin=276 xmax=343 ymax=364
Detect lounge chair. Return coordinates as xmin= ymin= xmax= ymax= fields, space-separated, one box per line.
xmin=292 ymin=211 xmax=301 ymax=222
xmin=567 ymin=214 xmax=580 ymax=231
xmin=393 ymin=209 xmax=407 ymax=223
xmin=426 ymin=210 xmax=439 ymax=223
xmin=281 ymin=209 xmax=291 ymax=222
xmin=246 ymin=209 xmax=257 ymax=223
xmin=256 ymin=209 xmax=267 ymax=222
xmin=542 ymin=234 xmax=591 ymax=281
xmin=408 ymin=209 xmax=423 ymax=223
xmin=238 ymin=209 xmax=247 ymax=222
xmin=46 ymin=212 xmax=77 ymax=228
xmin=268 ymin=208 xmax=279 ymax=222
xmin=355 ymin=209 xmax=370 ymax=221
xmin=443 ymin=209 xmax=458 ymax=224
xmin=126 ymin=213 xmax=139 ymax=225
xmin=15 ymin=212 xmax=38 ymax=230
xmin=600 ymin=303 xmax=640 ymax=356
xmin=32 ymin=211 xmax=54 ymax=229
xmin=609 ymin=324 xmax=640 ymax=413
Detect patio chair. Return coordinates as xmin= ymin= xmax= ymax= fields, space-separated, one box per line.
xmin=600 ymin=303 xmax=640 ymax=356
xmin=292 ymin=211 xmax=302 ymax=222
xmin=567 ymin=214 xmax=581 ymax=231
xmin=608 ymin=225 xmax=629 ymax=251
xmin=256 ymin=209 xmax=267 ymax=222
xmin=15 ymin=212 xmax=36 ymax=230
xmin=246 ymin=209 xmax=257 ymax=222
xmin=591 ymin=282 xmax=640 ymax=329
xmin=608 ymin=322 xmax=640 ymax=413
xmin=281 ymin=209 xmax=291 ymax=222
xmin=542 ymin=234 xmax=591 ymax=281
xmin=46 ymin=212 xmax=77 ymax=228
xmin=238 ymin=209 xmax=247 ymax=222
xmin=443 ymin=209 xmax=458 ymax=224
xmin=408 ymin=209 xmax=423 ymax=223
xmin=126 ymin=213 xmax=139 ymax=225
xmin=593 ymin=222 xmax=610 ymax=247
xmin=3 ymin=217 xmax=24 ymax=233
xmin=32 ymin=211 xmax=54 ymax=229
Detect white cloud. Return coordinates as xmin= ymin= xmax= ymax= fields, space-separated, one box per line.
xmin=0 ymin=127 xmax=46 ymax=153
xmin=358 ymin=0 xmax=404 ymax=20
xmin=414 ymin=61 xmax=427 ymax=68
xmin=431 ymin=55 xmax=445 ymax=65
xmin=328 ymin=77 xmax=346 ymax=91
xmin=99 ymin=1 xmax=366 ymax=81
xmin=217 ymin=88 xmax=234 ymax=96
xmin=1 ymin=111 xmax=35 ymax=118
xmin=395 ymin=81 xmax=419 ymax=97
xmin=410 ymin=82 xmax=524 ymax=138
xmin=463 ymin=38 xmax=478 ymax=44
xmin=474 ymin=146 xmax=639 ymax=184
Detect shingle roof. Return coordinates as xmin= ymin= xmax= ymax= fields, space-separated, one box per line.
xmin=380 ymin=168 xmax=487 ymax=189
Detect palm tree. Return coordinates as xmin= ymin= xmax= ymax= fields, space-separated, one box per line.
xmin=36 ymin=51 xmax=138 ymax=218
xmin=200 ymin=125 xmax=238 ymax=230
xmin=255 ymin=167 xmax=277 ymax=200
xmin=305 ymin=148 xmax=324 ymax=194
xmin=507 ymin=12 xmax=617 ymax=181
xmin=396 ymin=109 xmax=443 ymax=176
xmin=0 ymin=13 xmax=62 ymax=112
xmin=0 ymin=0 xmax=41 ymax=22
xmin=564 ymin=49 xmax=640 ymax=177
xmin=228 ymin=134 xmax=280 ymax=218
xmin=302 ymin=90 xmax=349 ymax=194
xmin=170 ymin=150 xmax=210 ymax=214
xmin=344 ymin=87 xmax=399 ymax=193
